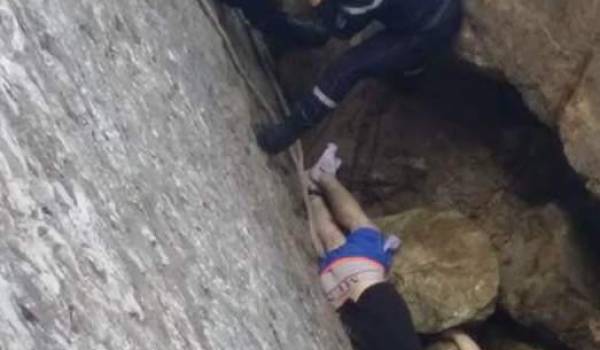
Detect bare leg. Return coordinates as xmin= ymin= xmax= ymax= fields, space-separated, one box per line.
xmin=316 ymin=174 xmax=377 ymax=232
xmin=314 ymin=174 xmax=384 ymax=304
xmin=309 ymin=193 xmax=347 ymax=252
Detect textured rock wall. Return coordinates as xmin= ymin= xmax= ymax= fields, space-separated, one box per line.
xmin=0 ymin=1 xmax=350 ymax=349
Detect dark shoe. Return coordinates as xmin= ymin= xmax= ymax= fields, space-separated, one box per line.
xmin=257 ymin=94 xmax=332 ymax=154
xmin=256 ymin=119 xmax=307 ymax=155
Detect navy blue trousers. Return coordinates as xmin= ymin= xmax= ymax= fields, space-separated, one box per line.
xmin=303 ymin=0 xmax=463 ymax=123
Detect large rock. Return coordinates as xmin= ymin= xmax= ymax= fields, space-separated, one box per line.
xmin=496 ymin=205 xmax=600 ymax=350
xmin=0 ymin=1 xmax=351 ymax=349
xmin=376 ymin=209 xmax=500 ymax=333
xmin=460 ymin=0 xmax=600 ymax=197
xmin=561 ymin=56 xmax=600 ymax=196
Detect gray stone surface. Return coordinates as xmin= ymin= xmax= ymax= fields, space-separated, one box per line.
xmin=0 ymin=0 xmax=350 ymax=349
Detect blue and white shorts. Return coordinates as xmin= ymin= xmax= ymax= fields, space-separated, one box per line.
xmin=319 ymin=228 xmax=401 ymax=308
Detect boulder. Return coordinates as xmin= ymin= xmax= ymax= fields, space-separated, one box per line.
xmin=496 ymin=205 xmax=600 ymax=350
xmin=460 ymin=0 xmax=600 ymax=197
xmin=375 ymin=209 xmax=500 ymax=333
xmin=561 ymin=55 xmax=600 ymax=195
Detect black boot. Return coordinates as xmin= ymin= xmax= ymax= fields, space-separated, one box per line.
xmin=256 ymin=110 xmax=310 ymax=155
xmin=257 ymin=95 xmax=331 ymax=154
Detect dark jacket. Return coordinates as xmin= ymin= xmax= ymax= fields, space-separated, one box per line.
xmin=318 ymin=0 xmax=451 ymax=38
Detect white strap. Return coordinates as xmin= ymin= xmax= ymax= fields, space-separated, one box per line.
xmin=313 ymin=86 xmax=338 ymax=109
xmin=342 ymin=0 xmax=384 ymax=16
xmin=384 ymin=235 xmax=402 ymax=252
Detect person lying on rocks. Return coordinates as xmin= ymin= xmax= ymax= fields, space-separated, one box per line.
xmin=306 ymin=143 xmax=422 ymax=350
xmin=219 ymin=0 xmax=329 ymax=50
xmin=257 ymin=0 xmax=463 ymax=154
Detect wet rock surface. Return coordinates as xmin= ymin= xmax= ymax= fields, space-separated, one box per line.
xmin=0 ymin=1 xmax=351 ymax=349
xmin=376 ymin=209 xmax=499 ymax=334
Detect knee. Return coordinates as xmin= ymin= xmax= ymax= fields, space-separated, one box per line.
xmin=321 ymin=53 xmax=372 ymax=89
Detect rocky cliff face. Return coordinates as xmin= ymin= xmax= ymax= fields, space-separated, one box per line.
xmin=0 ymin=1 xmax=350 ymax=349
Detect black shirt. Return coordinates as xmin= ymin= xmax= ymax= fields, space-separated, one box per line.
xmin=339 ymin=282 xmax=423 ymax=350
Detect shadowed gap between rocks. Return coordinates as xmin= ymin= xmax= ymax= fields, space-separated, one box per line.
xmin=475 ymin=310 xmax=573 ymax=350
xmin=404 ymin=58 xmax=600 ymax=262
